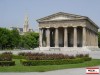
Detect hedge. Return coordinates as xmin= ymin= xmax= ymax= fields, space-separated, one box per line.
xmin=0 ymin=54 xmax=12 ymax=61
xmin=18 ymin=52 xmax=90 ymax=60
xmin=0 ymin=61 xmax=15 ymax=66
xmin=82 ymin=57 xmax=92 ymax=61
xmin=12 ymin=55 xmax=26 ymax=59
xmin=20 ymin=58 xmax=85 ymax=66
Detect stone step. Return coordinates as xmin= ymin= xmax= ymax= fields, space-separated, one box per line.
xmin=49 ymin=48 xmax=60 ymax=51
xmin=88 ymin=48 xmax=100 ymax=51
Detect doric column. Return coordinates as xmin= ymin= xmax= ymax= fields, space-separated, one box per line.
xmin=92 ymin=33 xmax=95 ymax=46
xmin=89 ymin=31 xmax=91 ymax=46
xmin=94 ymin=34 xmax=96 ymax=46
xmin=88 ymin=30 xmax=90 ymax=46
xmin=87 ymin=30 xmax=89 ymax=46
xmin=96 ymin=35 xmax=98 ymax=47
xmin=91 ymin=32 xmax=93 ymax=46
xmin=39 ymin=28 xmax=42 ymax=47
xmin=86 ymin=30 xmax=88 ymax=46
xmin=86 ymin=30 xmax=89 ymax=46
xmin=64 ymin=27 xmax=68 ymax=47
xmin=74 ymin=27 xmax=77 ymax=47
xmin=46 ymin=28 xmax=50 ymax=47
xmin=55 ymin=28 xmax=58 ymax=47
xmin=82 ymin=27 xmax=86 ymax=47
xmin=92 ymin=32 xmax=93 ymax=46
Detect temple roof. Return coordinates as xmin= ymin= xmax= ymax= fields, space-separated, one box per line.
xmin=37 ymin=12 xmax=99 ymax=28
xmin=37 ymin=12 xmax=86 ymax=22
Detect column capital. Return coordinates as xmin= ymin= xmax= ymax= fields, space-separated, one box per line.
xmin=39 ymin=27 xmax=42 ymax=29
xmin=63 ymin=26 xmax=68 ymax=28
xmin=54 ymin=26 xmax=58 ymax=28
xmin=82 ymin=26 xmax=86 ymax=28
xmin=73 ymin=26 xmax=77 ymax=28
xmin=46 ymin=27 xmax=50 ymax=29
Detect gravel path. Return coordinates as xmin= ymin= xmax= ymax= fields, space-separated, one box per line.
xmin=0 ymin=66 xmax=99 ymax=75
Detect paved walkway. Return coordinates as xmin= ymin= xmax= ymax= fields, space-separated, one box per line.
xmin=0 ymin=66 xmax=99 ymax=75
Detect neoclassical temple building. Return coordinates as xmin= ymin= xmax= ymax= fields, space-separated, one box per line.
xmin=37 ymin=12 xmax=99 ymax=50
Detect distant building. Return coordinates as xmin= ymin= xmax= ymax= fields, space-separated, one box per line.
xmin=23 ymin=16 xmax=29 ymax=32
xmin=10 ymin=16 xmax=34 ymax=35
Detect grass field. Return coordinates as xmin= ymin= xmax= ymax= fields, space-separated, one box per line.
xmin=0 ymin=59 xmax=100 ymax=72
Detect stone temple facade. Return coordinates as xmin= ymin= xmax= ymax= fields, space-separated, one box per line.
xmin=37 ymin=12 xmax=99 ymax=51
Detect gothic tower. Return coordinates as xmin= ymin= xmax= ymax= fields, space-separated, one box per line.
xmin=23 ymin=15 xmax=29 ymax=32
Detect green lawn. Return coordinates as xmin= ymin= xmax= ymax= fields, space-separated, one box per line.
xmin=0 ymin=59 xmax=100 ymax=72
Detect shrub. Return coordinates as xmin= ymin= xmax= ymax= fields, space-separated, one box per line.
xmin=12 ymin=55 xmax=26 ymax=59
xmin=0 ymin=52 xmax=15 ymax=66
xmin=0 ymin=61 xmax=15 ymax=66
xmin=18 ymin=52 xmax=26 ymax=56
xmin=83 ymin=57 xmax=92 ymax=61
xmin=76 ymin=54 xmax=89 ymax=58
xmin=2 ymin=52 xmax=12 ymax=55
xmin=84 ymin=54 xmax=89 ymax=57
xmin=20 ymin=58 xmax=84 ymax=66
xmin=18 ymin=52 xmax=91 ymax=60
xmin=18 ymin=52 xmax=76 ymax=60
xmin=18 ymin=52 xmax=37 ymax=56
xmin=0 ymin=53 xmax=12 ymax=61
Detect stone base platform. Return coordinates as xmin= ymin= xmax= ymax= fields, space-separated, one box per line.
xmin=0 ymin=47 xmax=99 ymax=56
xmin=34 ymin=47 xmax=91 ymax=56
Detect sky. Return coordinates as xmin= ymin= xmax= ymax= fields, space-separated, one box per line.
xmin=0 ymin=0 xmax=100 ymax=30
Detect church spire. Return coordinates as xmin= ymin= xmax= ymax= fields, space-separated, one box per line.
xmin=23 ymin=15 xmax=29 ymax=32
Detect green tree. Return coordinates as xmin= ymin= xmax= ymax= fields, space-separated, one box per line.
xmin=0 ymin=28 xmax=10 ymax=49
xmin=8 ymin=29 xmax=20 ymax=49
xmin=0 ymin=28 xmax=20 ymax=50
xmin=0 ymin=27 xmax=39 ymax=50
xmin=19 ymin=32 xmax=39 ymax=49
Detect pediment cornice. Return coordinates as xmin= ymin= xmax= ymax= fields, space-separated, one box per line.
xmin=37 ymin=12 xmax=86 ymax=22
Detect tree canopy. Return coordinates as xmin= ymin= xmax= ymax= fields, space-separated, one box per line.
xmin=0 ymin=27 xmax=39 ymax=50
xmin=19 ymin=32 xmax=39 ymax=49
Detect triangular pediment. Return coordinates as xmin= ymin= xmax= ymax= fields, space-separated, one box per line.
xmin=37 ymin=12 xmax=86 ymax=22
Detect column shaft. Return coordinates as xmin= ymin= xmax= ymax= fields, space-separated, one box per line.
xmin=46 ymin=28 xmax=50 ymax=47
xmin=87 ymin=30 xmax=89 ymax=46
xmin=88 ymin=30 xmax=90 ymax=46
xmin=96 ymin=35 xmax=98 ymax=47
xmin=55 ymin=28 xmax=58 ymax=47
xmin=64 ymin=28 xmax=68 ymax=47
xmin=83 ymin=27 xmax=86 ymax=47
xmin=74 ymin=27 xmax=77 ymax=47
xmin=93 ymin=33 xmax=94 ymax=46
xmin=86 ymin=30 xmax=88 ymax=46
xmin=39 ymin=28 xmax=42 ymax=47
xmin=94 ymin=34 xmax=96 ymax=46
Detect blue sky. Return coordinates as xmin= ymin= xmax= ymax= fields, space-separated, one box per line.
xmin=0 ymin=0 xmax=100 ymax=30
